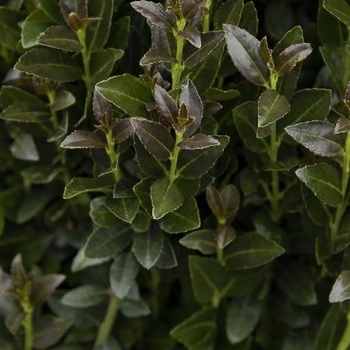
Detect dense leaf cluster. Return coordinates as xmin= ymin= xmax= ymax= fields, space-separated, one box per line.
xmin=0 ymin=0 xmax=350 ymax=349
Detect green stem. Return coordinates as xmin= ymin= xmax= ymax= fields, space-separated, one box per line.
xmin=202 ymin=0 xmax=213 ymax=32
xmin=169 ymin=131 xmax=183 ymax=183
xmin=151 ymin=269 xmax=161 ymax=320
xmin=216 ymin=246 xmax=224 ymax=265
xmin=330 ymin=133 xmax=350 ymax=244
xmin=105 ymin=129 xmax=123 ymax=182
xmin=337 ymin=312 xmax=350 ymax=350
xmin=94 ymin=293 xmax=119 ymax=349
xmin=22 ymin=301 xmax=33 ymax=350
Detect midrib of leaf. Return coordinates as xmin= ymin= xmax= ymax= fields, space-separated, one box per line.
xmin=259 ymin=93 xmax=283 ymax=126
xmin=102 ymin=88 xmax=148 ymax=107
xmin=227 ymin=247 xmax=283 ymax=259
xmin=304 ymin=175 xmax=342 ymax=195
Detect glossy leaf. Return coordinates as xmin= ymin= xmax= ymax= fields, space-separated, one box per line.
xmin=0 ymin=102 xmax=50 ymax=123
xmin=225 ymin=232 xmax=285 ymax=270
xmin=150 ymin=177 xmax=184 ymax=219
xmin=105 ymin=197 xmax=139 ymax=224
xmin=89 ymin=197 xmax=121 ymax=228
xmin=226 ymin=295 xmax=262 ymax=344
xmin=275 ymin=43 xmax=312 ymax=75
xmin=204 ymin=88 xmax=240 ymax=101
xmin=96 ymin=74 xmax=152 ymax=118
xmin=119 ymin=298 xmax=151 ymax=318
xmin=32 ymin=275 xmax=66 ymax=305
xmin=170 ymin=307 xmax=216 ymax=349
xmin=38 ymin=25 xmax=81 ymax=51
xmin=323 ymin=0 xmax=350 ymax=26
xmin=131 ymin=1 xmax=174 ymax=31
xmin=154 ymin=84 xmax=177 ymax=127
xmin=84 ymin=225 xmax=133 ymax=259
xmin=160 ymin=197 xmax=200 ymax=233
xmin=224 ymin=24 xmax=269 ymax=86
xmin=131 ymin=118 xmax=174 ymax=161
xmin=154 ymin=235 xmax=178 ymax=269
xmin=132 ymin=225 xmax=164 ymax=269
xmin=329 ymin=271 xmax=350 ymax=303
xmin=215 ymin=225 xmax=236 ymax=249
xmin=295 ymin=163 xmax=343 ymax=207
xmin=239 ymin=1 xmax=258 ymax=36
xmin=38 ymin=0 xmax=65 ymax=24
xmin=10 ymin=132 xmax=39 ymax=161
xmin=71 ymin=247 xmax=110 ymax=273
xmin=181 ymin=0 xmax=207 ymax=19
xmin=179 ymin=230 xmax=216 ymax=255
xmin=178 ymin=134 xmax=220 ymax=150
xmin=63 ymin=177 xmax=112 ymax=199
xmin=179 ymin=26 xmax=201 ymax=48
xmin=110 ymin=253 xmax=139 ymax=300
xmin=258 ymin=89 xmax=290 ymax=130
xmin=61 ymin=130 xmax=106 ymax=149
xmin=285 ymin=121 xmax=343 ymax=158
xmin=335 ymin=117 xmax=350 ymax=134
xmin=214 ymin=0 xmax=244 ymax=29
xmin=51 ymin=89 xmax=76 ymax=111
xmin=61 ymin=285 xmax=107 ymax=308
xmin=0 ymin=7 xmax=21 ymax=50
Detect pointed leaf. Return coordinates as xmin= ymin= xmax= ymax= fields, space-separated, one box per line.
xmin=10 ymin=132 xmax=39 ymax=161
xmin=181 ymin=0 xmax=207 ymax=19
xmin=295 ymin=163 xmax=343 ymax=207
xmin=225 ymin=232 xmax=285 ymax=270
xmin=0 ymin=102 xmax=50 ymax=123
xmin=214 ymin=0 xmax=244 ymax=29
xmin=110 ymin=253 xmax=139 ymax=300
xmin=131 ymin=118 xmax=174 ymax=161
xmin=206 ymin=185 xmax=225 ymax=221
xmin=239 ymin=1 xmax=258 ymax=36
xmin=258 ymin=89 xmax=290 ymax=129
xmin=84 ymin=225 xmax=133 ymax=259
xmin=51 ymin=89 xmax=76 ymax=111
xmin=285 ymin=121 xmax=343 ymax=158
xmin=61 ymin=130 xmax=106 ymax=149
xmin=61 ymin=285 xmax=107 ymax=308
xmin=179 ymin=26 xmax=201 ymax=48
xmin=224 ymin=24 xmax=269 ymax=86
xmin=154 ymin=235 xmax=178 ymax=269
xmin=32 ymin=275 xmax=66 ymax=305
xmin=323 ymin=0 xmax=350 ymax=26
xmin=154 ymin=84 xmax=177 ymax=126
xmin=119 ymin=298 xmax=151 ymax=318
xmin=112 ymin=118 xmax=133 ymax=143
xmin=178 ymin=134 xmax=220 ymax=150
xmin=150 ymin=177 xmax=184 ymax=219
xmin=96 ymin=74 xmax=152 ymax=118
xmin=63 ymin=177 xmax=112 ymax=199
xmin=38 ymin=25 xmax=81 ymax=51
xmin=179 ymin=229 xmax=216 ymax=255
xmin=37 ymin=0 xmax=65 ymax=24
xmin=105 ymin=197 xmax=139 ymax=224
xmin=132 ymin=224 xmax=164 ymax=269
xmin=329 ymin=271 xmax=350 ymax=303
xmin=215 ymin=225 xmax=236 ymax=249
xmin=335 ymin=117 xmax=350 ymax=134
xmin=275 ymin=43 xmax=312 ymax=75
xmin=204 ymin=88 xmax=240 ymax=101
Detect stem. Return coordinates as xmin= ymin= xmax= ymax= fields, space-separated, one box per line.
xmin=151 ymin=269 xmax=161 ymax=320
xmin=202 ymin=0 xmax=213 ymax=32
xmin=337 ymin=312 xmax=350 ymax=350
xmin=105 ymin=129 xmax=123 ymax=182
xmin=330 ymin=133 xmax=350 ymax=244
xmin=216 ymin=246 xmax=224 ymax=265
xmin=94 ymin=293 xmax=119 ymax=349
xmin=21 ymin=301 xmax=33 ymax=350
xmin=169 ymin=131 xmax=183 ymax=183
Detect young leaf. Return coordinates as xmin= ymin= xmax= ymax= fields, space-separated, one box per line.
xmin=110 ymin=253 xmax=139 ymax=300
xmin=323 ymin=0 xmax=350 ymax=26
xmin=225 ymin=232 xmax=285 ymax=270
xmin=295 ymin=163 xmax=343 ymax=207
xmin=105 ymin=197 xmax=140 ymax=224
xmin=179 ymin=230 xmax=216 ymax=255
xmin=179 ymin=26 xmax=201 ymax=48
xmin=224 ymin=24 xmax=269 ymax=86
xmin=178 ymin=134 xmax=220 ymax=150
xmin=215 ymin=225 xmax=236 ymax=249
xmin=131 ymin=118 xmax=174 ymax=161
xmin=335 ymin=117 xmax=350 ymax=134
xmin=132 ymin=224 xmax=164 ymax=269
xmin=181 ymin=0 xmax=207 ymax=19
xmin=329 ymin=271 xmax=350 ymax=303
xmin=38 ymin=25 xmax=82 ymax=51
xmin=275 ymin=43 xmax=312 ymax=75
xmin=285 ymin=121 xmax=344 ymax=158
xmin=160 ymin=197 xmax=200 ymax=234
xmin=258 ymin=89 xmax=291 ymax=129
xmin=61 ymin=130 xmax=106 ymax=149
xmin=96 ymin=74 xmax=152 ymax=118
xmin=31 ymin=275 xmax=66 ymax=305
xmin=206 ymin=185 xmax=225 ymax=221
xmin=154 ymin=84 xmax=177 ymax=127
xmin=84 ymin=225 xmax=133 ymax=259
xmin=61 ymin=285 xmax=107 ymax=308
xmin=150 ymin=177 xmax=184 ymax=219
xmin=226 ymin=295 xmax=262 ymax=344
xmin=131 ymin=1 xmax=174 ymax=31
xmin=15 ymin=47 xmax=82 ymax=82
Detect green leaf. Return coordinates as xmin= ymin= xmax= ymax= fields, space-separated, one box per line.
xmin=10 ymin=132 xmax=39 ymax=161
xmin=0 ymin=7 xmax=21 ymax=50
xmin=51 ymin=89 xmax=76 ymax=111
xmin=179 ymin=230 xmax=216 ymax=255
xmin=329 ymin=271 xmax=350 ymax=303
xmin=110 ymin=253 xmax=139 ymax=300
xmin=61 ymin=130 xmax=106 ymax=149
xmin=86 ymin=0 xmax=114 ymax=53
xmin=61 ymin=285 xmax=107 ymax=308
xmin=239 ymin=1 xmax=258 ymax=36
xmin=313 ymin=305 xmax=346 ymax=350
xmin=119 ymin=298 xmax=151 ymax=318
xmin=133 ymin=177 xmax=154 ymax=216
xmin=21 ymin=166 xmax=61 ymax=184
xmin=258 ymin=89 xmax=290 ymax=129
xmin=15 ymin=47 xmax=82 ymax=82
xmin=132 ymin=224 xmax=164 ymax=269
xmin=179 ymin=26 xmax=201 ymax=48
xmin=204 ymin=88 xmax=240 ymax=102
xmin=275 ymin=261 xmax=317 ymax=306
xmin=84 ymin=225 xmax=133 ymax=259
xmin=0 ymin=86 xmax=43 ymax=109
xmin=71 ymin=247 xmax=110 ymax=273
xmin=323 ymin=0 xmax=350 ymax=26
xmin=170 ymin=307 xmax=216 ymax=349
xmin=224 ymin=24 xmax=269 ymax=86
xmin=177 ymin=136 xmax=229 ymax=178
xmin=89 ymin=197 xmax=122 ymax=227
xmin=154 ymin=235 xmax=178 ymax=269
xmin=105 ymin=197 xmax=140 ymax=224
xmin=225 ymin=232 xmax=285 ymax=270
xmin=295 ymin=163 xmax=343 ymax=207
xmin=131 ymin=1 xmax=174 ymax=31
xmin=0 ymin=102 xmax=50 ymax=123
xmin=189 ymin=256 xmax=234 ymax=303
xmin=335 ymin=117 xmax=350 ymax=134
xmin=150 ymin=177 xmax=184 ymax=219
xmin=275 ymin=43 xmax=312 ymax=75
xmin=214 ymin=0 xmax=244 ymax=29
xmin=38 ymin=25 xmax=82 ymax=51
xmin=21 ymin=9 xmax=53 ymax=48
xmin=90 ymin=48 xmax=124 ymax=87
xmin=131 ymin=118 xmax=174 ymax=161
xmin=63 ymin=177 xmax=112 ymax=199
xmin=160 ymin=197 xmax=200 ymax=234
xmin=226 ymin=295 xmax=262 ymax=344
xmin=178 ymin=134 xmax=220 ymax=150
xmin=96 ymin=74 xmax=152 ymax=118
xmin=233 ymin=102 xmax=267 ymax=153
xmin=154 ymin=84 xmax=177 ymax=127
xmin=33 ymin=315 xmax=71 ymax=349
